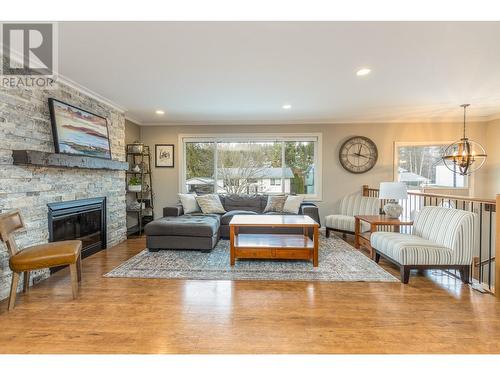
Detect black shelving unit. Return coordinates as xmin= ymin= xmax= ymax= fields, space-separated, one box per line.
xmin=125 ymin=143 xmax=154 ymax=236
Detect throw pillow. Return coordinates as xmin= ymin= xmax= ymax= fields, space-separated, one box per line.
xmin=196 ymin=194 xmax=226 ymax=214
xmin=263 ymin=195 xmax=287 ymax=213
xmin=283 ymin=195 xmax=304 ymax=214
xmin=178 ymin=193 xmax=200 ymax=214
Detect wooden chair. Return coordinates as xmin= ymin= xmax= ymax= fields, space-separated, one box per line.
xmin=0 ymin=209 xmax=82 ymax=311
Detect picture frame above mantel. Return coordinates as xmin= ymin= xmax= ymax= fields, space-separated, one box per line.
xmin=48 ymin=98 xmax=112 ymax=160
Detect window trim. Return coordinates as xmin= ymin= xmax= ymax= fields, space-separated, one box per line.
xmin=270 ymin=178 xmax=281 ymax=186
xmin=179 ymin=133 xmax=323 ymax=200
xmin=393 ymin=141 xmax=469 ymax=189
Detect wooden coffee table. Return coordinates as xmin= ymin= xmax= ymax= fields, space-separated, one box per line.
xmin=354 ymin=215 xmax=413 ymax=259
xmin=229 ymin=215 xmax=320 ymax=267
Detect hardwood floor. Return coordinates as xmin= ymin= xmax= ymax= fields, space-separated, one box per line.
xmin=0 ymin=234 xmax=499 ymax=354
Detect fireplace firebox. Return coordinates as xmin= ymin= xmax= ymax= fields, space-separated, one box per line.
xmin=48 ymin=197 xmax=107 ymax=271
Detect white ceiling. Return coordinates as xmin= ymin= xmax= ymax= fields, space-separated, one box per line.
xmin=58 ymin=22 xmax=500 ymax=125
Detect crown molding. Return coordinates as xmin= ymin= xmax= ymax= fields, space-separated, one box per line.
xmin=3 ymin=50 xmax=127 ymax=113
xmin=124 ymin=114 xmax=144 ymax=125
xmin=138 ymin=115 xmax=497 ymax=127
xmin=56 ymin=74 xmax=127 ymax=113
xmin=3 ymin=48 xmax=128 ymax=113
xmin=485 ymin=113 xmax=500 ymax=123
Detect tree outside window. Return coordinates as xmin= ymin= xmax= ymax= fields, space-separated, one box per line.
xmin=397 ymin=143 xmax=465 ymax=188
xmin=183 ymin=137 xmax=318 ymax=196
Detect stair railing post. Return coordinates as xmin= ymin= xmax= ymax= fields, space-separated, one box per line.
xmin=362 ymin=185 xmax=369 ymax=197
xmin=496 ymin=194 xmax=499 ymax=298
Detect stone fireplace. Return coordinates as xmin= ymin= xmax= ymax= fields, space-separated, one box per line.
xmin=0 ymin=80 xmax=127 ymax=300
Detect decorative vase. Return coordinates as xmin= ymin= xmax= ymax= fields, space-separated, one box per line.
xmin=383 ymin=201 xmax=403 ymax=219
xmin=128 ymin=184 xmax=142 ymax=192
xmin=130 ymin=143 xmax=143 ymax=154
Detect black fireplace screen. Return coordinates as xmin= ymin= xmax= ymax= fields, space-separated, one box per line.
xmin=48 ymin=197 xmax=107 ymax=261
xmin=52 ymin=208 xmax=102 ymax=249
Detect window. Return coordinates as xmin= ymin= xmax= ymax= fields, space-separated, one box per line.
xmin=217 ymin=141 xmax=281 ymax=195
xmin=395 ymin=142 xmax=466 ymax=188
xmin=285 ymin=141 xmax=315 ymax=195
xmin=180 ymin=134 xmax=322 ymax=199
xmin=270 ymin=178 xmax=281 ymax=186
xmin=185 ymin=142 xmax=215 ymax=194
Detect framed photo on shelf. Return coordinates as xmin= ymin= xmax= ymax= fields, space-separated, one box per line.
xmin=155 ymin=144 xmax=175 ymax=167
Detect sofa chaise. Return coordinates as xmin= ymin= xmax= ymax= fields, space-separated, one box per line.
xmin=145 ymin=194 xmax=320 ymax=252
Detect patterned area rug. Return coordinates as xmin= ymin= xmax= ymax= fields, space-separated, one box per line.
xmin=105 ymin=235 xmax=398 ymax=282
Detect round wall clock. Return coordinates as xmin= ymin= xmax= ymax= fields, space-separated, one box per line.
xmin=339 ymin=136 xmax=378 ymax=174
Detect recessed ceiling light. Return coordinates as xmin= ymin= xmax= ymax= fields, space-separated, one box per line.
xmin=155 ymin=110 xmax=165 ymax=115
xmin=282 ymin=104 xmax=292 ymax=110
xmin=356 ymin=68 xmax=371 ymax=76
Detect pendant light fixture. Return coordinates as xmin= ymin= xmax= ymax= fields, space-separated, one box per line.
xmin=442 ymin=104 xmax=487 ymax=176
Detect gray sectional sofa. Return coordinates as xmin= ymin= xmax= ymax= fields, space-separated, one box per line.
xmin=144 ymin=194 xmax=320 ymax=252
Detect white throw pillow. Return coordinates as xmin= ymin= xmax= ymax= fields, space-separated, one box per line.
xmin=195 ymin=194 xmax=226 ymax=214
xmin=178 ymin=193 xmax=200 ymax=214
xmin=283 ymin=195 xmax=304 ymax=214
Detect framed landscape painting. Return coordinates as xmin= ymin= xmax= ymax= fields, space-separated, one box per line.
xmin=48 ymin=98 xmax=112 ymax=159
xmin=155 ymin=144 xmax=175 ymax=167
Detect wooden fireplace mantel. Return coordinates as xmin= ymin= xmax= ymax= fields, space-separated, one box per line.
xmin=12 ymin=150 xmax=129 ymax=171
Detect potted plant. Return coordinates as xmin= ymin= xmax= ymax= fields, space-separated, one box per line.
xmin=128 ymin=176 xmax=142 ymax=192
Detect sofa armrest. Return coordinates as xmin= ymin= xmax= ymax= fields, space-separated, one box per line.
xmin=163 ymin=204 xmax=184 ymax=217
xmin=300 ymin=204 xmax=320 ymax=227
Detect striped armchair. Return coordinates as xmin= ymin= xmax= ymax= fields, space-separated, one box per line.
xmin=371 ymin=206 xmax=476 ymax=284
xmin=325 ymin=194 xmax=380 ymax=238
